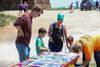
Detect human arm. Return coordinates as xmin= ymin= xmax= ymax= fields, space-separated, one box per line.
xmin=15 ymin=26 xmax=24 ymax=37
xmin=36 ymin=37 xmax=49 ymax=51
xmin=39 ymin=47 xmax=49 ymax=51
xmin=63 ymin=25 xmax=69 ymax=48
xmin=47 ymin=23 xmax=53 ymax=41
xmin=14 ymin=17 xmax=24 ymax=37
xmin=48 ymin=24 xmax=52 ymax=37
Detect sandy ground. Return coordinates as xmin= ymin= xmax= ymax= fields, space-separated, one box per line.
xmin=0 ymin=10 xmax=100 ymax=67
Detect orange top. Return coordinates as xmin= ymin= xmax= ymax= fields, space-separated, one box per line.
xmin=76 ymin=35 xmax=100 ymax=60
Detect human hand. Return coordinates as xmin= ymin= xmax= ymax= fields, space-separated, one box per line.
xmin=49 ymin=36 xmax=53 ymax=40
xmin=16 ymin=26 xmax=24 ymax=37
xmin=81 ymin=64 xmax=85 ymax=67
xmin=18 ymin=29 xmax=24 ymax=37
xmin=44 ymin=48 xmax=50 ymax=52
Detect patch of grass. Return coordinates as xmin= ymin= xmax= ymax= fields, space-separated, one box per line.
xmin=45 ymin=7 xmax=79 ymax=10
xmin=6 ymin=15 xmax=16 ymax=21
xmin=0 ymin=12 xmax=17 ymax=27
xmin=46 ymin=8 xmax=69 ymax=10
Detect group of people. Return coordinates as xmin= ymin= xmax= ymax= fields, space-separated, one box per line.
xmin=18 ymin=0 xmax=28 ymax=16
xmin=14 ymin=5 xmax=100 ymax=67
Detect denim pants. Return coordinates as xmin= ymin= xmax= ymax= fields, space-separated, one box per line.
xmin=94 ymin=51 xmax=100 ymax=67
xmin=16 ymin=43 xmax=30 ymax=62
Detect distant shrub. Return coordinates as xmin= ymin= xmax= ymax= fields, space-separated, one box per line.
xmin=45 ymin=7 xmax=69 ymax=10
xmin=0 ymin=13 xmax=16 ymax=27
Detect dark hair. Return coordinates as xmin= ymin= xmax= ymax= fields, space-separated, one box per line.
xmin=67 ymin=36 xmax=74 ymax=42
xmin=72 ymin=45 xmax=80 ymax=53
xmin=38 ymin=27 xmax=47 ymax=34
xmin=31 ymin=5 xmax=43 ymax=14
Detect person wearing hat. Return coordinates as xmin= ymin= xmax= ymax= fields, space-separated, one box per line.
xmin=48 ymin=13 xmax=68 ymax=52
xmin=71 ymin=35 xmax=100 ymax=67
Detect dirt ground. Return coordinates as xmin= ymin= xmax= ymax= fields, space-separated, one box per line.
xmin=1 ymin=10 xmax=100 ymax=42
xmin=0 ymin=10 xmax=100 ymax=67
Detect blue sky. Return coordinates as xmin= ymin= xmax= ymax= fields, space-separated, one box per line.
xmin=50 ymin=0 xmax=97 ymax=8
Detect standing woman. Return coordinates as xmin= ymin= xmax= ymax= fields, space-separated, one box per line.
xmin=48 ymin=13 xmax=68 ymax=52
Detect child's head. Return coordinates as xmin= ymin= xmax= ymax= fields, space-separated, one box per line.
xmin=38 ymin=27 xmax=47 ymax=38
xmin=67 ymin=36 xmax=74 ymax=45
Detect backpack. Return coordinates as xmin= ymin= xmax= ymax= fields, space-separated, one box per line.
xmin=50 ymin=23 xmax=64 ymax=43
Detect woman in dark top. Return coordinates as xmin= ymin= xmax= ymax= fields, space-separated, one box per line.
xmin=48 ymin=13 xmax=68 ymax=52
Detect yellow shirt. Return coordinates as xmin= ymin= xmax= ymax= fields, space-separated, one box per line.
xmin=77 ymin=35 xmax=100 ymax=60
xmin=93 ymin=35 xmax=100 ymax=51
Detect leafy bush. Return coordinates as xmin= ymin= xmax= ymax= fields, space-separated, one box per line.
xmin=0 ymin=13 xmax=16 ymax=27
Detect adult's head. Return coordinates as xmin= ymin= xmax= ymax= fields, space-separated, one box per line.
xmin=57 ymin=13 xmax=64 ymax=25
xmin=71 ymin=41 xmax=83 ymax=53
xmin=71 ymin=35 xmax=93 ymax=53
xmin=30 ymin=5 xmax=43 ymax=18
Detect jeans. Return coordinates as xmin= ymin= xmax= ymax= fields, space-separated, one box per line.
xmin=16 ymin=43 xmax=30 ymax=62
xmin=94 ymin=51 xmax=100 ymax=67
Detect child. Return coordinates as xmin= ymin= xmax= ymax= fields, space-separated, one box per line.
xmin=67 ymin=36 xmax=74 ymax=52
xmin=35 ymin=27 xmax=48 ymax=55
